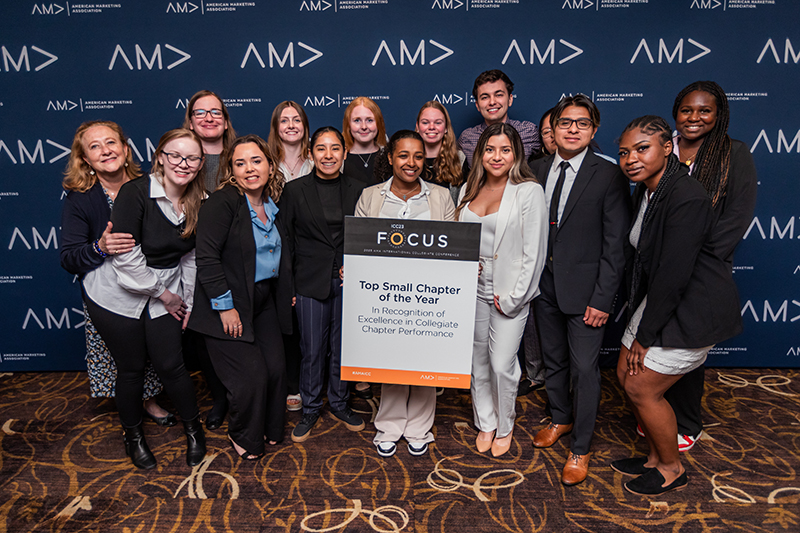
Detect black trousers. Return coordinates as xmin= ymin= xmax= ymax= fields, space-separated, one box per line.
xmin=204 ymin=280 xmax=286 ymax=453
xmin=84 ymin=297 xmax=200 ymax=428
xmin=283 ymin=308 xmax=303 ymax=396
xmin=183 ymin=328 xmax=229 ymax=410
xmin=534 ymin=269 xmax=604 ymax=455
xmin=665 ymin=364 xmax=705 ymax=436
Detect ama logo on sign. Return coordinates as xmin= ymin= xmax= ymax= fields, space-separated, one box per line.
xmin=372 ymin=40 xmax=454 ymax=66
xmin=166 ymin=2 xmax=201 ymax=13
xmin=108 ymin=44 xmax=191 ymax=70
xmin=757 ymin=39 xmax=800 ymax=64
xmin=750 ymin=129 xmax=800 ymax=153
xmin=502 ymin=39 xmax=583 ymax=65
xmin=630 ymin=39 xmax=711 ymax=64
xmin=1 ymin=46 xmax=58 ymax=72
xmin=241 ymin=42 xmax=323 ymax=68
xmin=0 ymin=139 xmax=70 ymax=164
xmin=300 ymin=0 xmax=333 ymax=10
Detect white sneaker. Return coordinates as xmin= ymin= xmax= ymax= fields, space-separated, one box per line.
xmin=678 ymin=432 xmax=701 ymax=452
xmin=376 ymin=441 xmax=397 ymax=458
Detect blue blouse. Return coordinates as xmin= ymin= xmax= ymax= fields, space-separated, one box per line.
xmin=210 ymin=196 xmax=282 ymax=310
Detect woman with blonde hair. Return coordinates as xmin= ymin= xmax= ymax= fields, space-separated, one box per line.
xmin=82 ymin=128 xmax=207 ymax=469
xmin=415 ymin=101 xmax=465 ymax=205
xmin=189 ymin=134 xmax=293 ymax=458
xmin=341 ymin=96 xmax=387 ymax=185
xmin=60 ymin=120 xmax=176 ymax=427
xmin=267 ymin=100 xmax=314 ymax=182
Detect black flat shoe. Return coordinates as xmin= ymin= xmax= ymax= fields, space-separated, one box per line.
xmin=145 ymin=411 xmax=177 ymax=427
xmin=625 ymin=468 xmax=688 ymax=496
xmin=611 ymin=456 xmax=653 ymax=476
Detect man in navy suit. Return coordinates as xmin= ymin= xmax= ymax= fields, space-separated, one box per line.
xmin=529 ymin=95 xmax=631 ymax=486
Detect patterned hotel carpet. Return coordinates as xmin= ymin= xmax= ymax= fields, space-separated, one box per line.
xmin=0 ymin=368 xmax=798 ymax=532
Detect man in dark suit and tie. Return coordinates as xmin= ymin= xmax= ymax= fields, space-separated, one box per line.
xmin=529 ymin=95 xmax=631 ymax=486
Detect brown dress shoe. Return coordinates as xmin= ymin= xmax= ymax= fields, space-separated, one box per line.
xmin=532 ymin=423 xmax=573 ymax=448
xmin=562 ymin=451 xmax=591 ymax=486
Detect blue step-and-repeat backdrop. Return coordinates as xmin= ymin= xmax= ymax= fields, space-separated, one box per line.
xmin=1 ymin=0 xmax=797 ymax=371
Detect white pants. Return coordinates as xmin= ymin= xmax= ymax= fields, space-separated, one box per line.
xmin=471 ymin=298 xmax=527 ymax=438
xmin=373 ymin=384 xmax=436 ymax=444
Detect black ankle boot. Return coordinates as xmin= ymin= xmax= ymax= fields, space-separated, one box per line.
xmin=123 ymin=424 xmax=157 ymax=470
xmin=183 ymin=417 xmax=207 ymax=467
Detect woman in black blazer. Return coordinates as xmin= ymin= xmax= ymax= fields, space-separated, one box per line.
xmin=612 ymin=116 xmax=742 ymax=496
xmin=189 ymin=134 xmax=293 ymax=459
xmin=660 ymin=81 xmax=759 ymax=451
xmin=280 ymin=127 xmax=366 ymax=443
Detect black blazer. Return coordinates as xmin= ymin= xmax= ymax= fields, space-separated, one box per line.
xmin=708 ymin=139 xmax=758 ymax=265
xmin=627 ymin=168 xmax=742 ymax=349
xmin=279 ymin=172 xmax=365 ymax=300
xmin=530 ymin=150 xmax=632 ymax=314
xmin=60 ymin=181 xmax=111 ymax=277
xmin=188 ymin=186 xmax=293 ymax=341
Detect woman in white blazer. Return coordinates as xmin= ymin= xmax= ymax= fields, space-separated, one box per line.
xmin=352 ymin=130 xmax=455 ymax=458
xmin=456 ymin=123 xmax=547 ymax=457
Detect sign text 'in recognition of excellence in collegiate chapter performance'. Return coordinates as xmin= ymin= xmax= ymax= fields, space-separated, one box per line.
xmin=341 ymin=217 xmax=480 ymax=389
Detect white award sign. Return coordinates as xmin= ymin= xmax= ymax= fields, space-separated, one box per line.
xmin=341 ymin=217 xmax=480 ymax=388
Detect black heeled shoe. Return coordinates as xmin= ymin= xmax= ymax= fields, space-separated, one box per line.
xmin=183 ymin=417 xmax=207 ymax=467
xmin=123 ymin=424 xmax=157 ymax=470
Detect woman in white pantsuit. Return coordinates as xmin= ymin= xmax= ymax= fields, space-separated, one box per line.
xmin=352 ymin=130 xmax=455 ymax=458
xmin=456 ymin=123 xmax=547 ymax=457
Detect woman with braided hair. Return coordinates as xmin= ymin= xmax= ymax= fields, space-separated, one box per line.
xmin=611 ymin=116 xmax=743 ymax=495
xmin=657 ymin=81 xmax=758 ymax=451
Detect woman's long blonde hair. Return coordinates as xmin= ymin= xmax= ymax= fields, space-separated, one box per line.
xmin=416 ymin=101 xmax=463 ymax=186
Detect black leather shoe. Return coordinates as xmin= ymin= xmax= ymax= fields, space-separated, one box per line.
xmin=517 ymin=378 xmax=544 ymax=396
xmin=353 ymin=383 xmax=373 ymax=400
xmin=183 ymin=417 xmax=207 ymax=467
xmin=205 ymin=402 xmax=227 ymax=431
xmin=123 ymin=425 xmax=157 ymax=470
xmin=145 ymin=411 xmax=177 ymax=427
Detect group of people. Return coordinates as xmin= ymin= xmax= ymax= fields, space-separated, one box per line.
xmin=60 ymin=69 xmax=756 ymax=498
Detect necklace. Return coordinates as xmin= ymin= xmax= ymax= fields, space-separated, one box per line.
xmin=285 ymin=156 xmax=303 ymax=177
xmin=356 ymin=152 xmax=373 ymax=168
xmin=391 ymin=182 xmax=420 ymax=201
xmin=679 ymin=146 xmax=699 ymax=166
xmin=484 ymin=180 xmax=506 ymax=192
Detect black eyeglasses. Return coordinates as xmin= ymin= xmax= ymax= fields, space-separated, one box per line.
xmin=554 ymin=118 xmax=594 ymax=130
xmin=163 ymin=152 xmax=203 ymax=168
xmin=192 ymin=108 xmax=224 ymax=119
